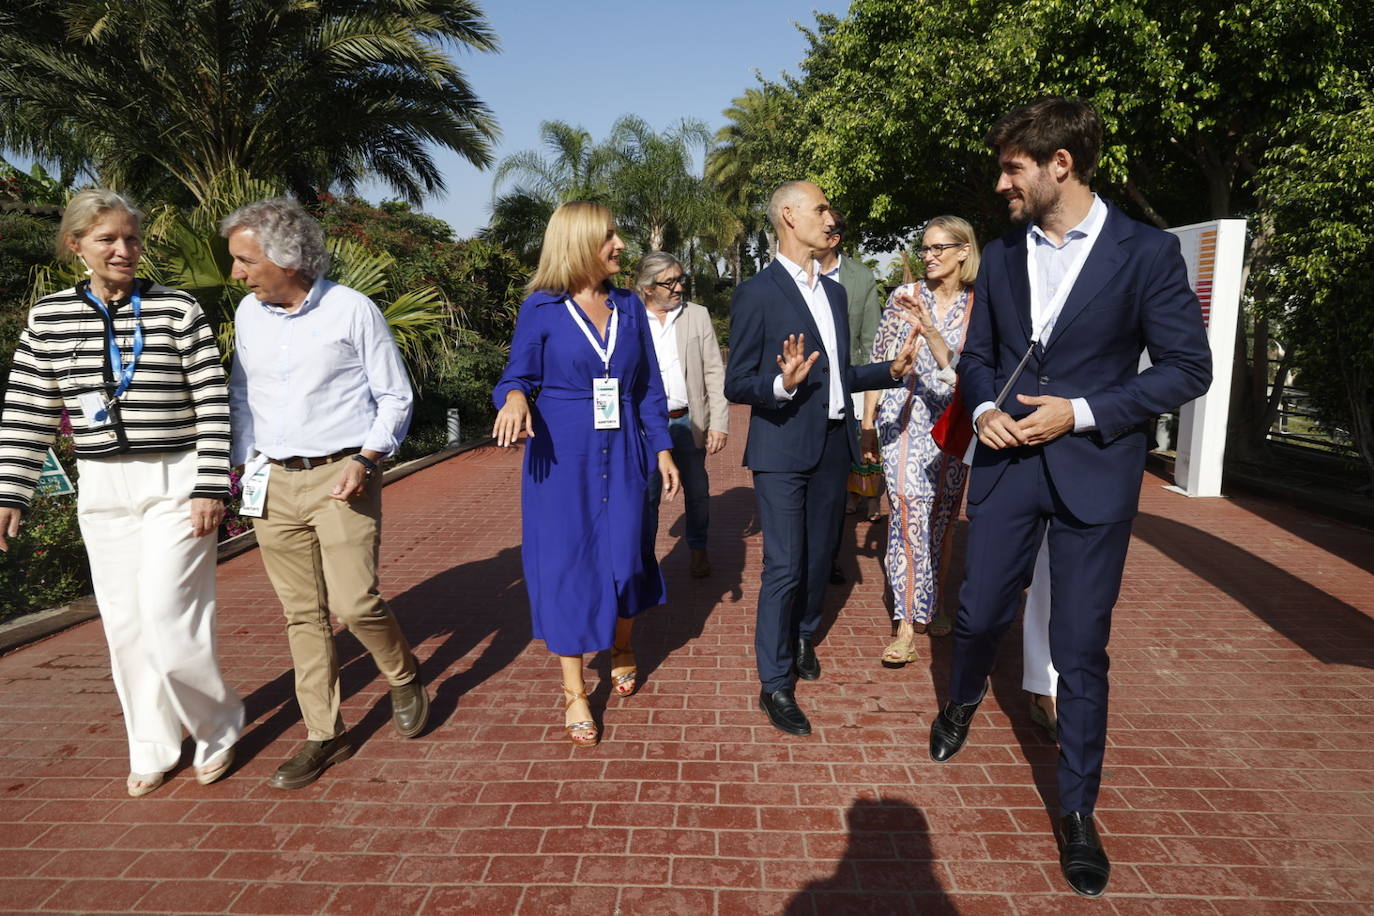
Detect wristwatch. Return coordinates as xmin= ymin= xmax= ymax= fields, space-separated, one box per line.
xmin=351 ymin=453 xmax=378 ymax=478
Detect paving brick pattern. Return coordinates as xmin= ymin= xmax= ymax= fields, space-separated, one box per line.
xmin=2 ymin=404 xmax=1372 ymax=914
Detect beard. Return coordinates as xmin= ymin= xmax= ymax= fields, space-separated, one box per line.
xmin=1010 ymin=171 xmax=1058 ymax=225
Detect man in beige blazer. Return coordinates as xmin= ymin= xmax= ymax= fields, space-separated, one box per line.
xmin=638 ymin=252 xmax=729 ymax=577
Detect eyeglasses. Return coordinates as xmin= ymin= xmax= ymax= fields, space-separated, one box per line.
xmin=917 ymin=242 xmax=965 ymax=257
xmin=653 ymin=275 xmax=686 ymax=290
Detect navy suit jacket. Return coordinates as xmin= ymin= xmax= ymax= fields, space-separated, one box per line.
xmin=961 ymin=200 xmax=1212 ymax=525
xmin=725 ymin=259 xmax=901 ymax=472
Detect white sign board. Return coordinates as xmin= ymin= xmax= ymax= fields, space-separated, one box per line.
xmin=1166 ymin=219 xmax=1246 ymax=497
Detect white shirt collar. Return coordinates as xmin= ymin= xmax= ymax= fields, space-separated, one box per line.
xmin=1029 ymin=194 xmax=1106 ymax=248
xmin=774 ymin=252 xmax=823 ymax=288
xmin=646 ymin=302 xmax=683 ymax=327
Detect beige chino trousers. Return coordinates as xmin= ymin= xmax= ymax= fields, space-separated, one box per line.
xmin=253 ymin=460 xmax=416 ymax=741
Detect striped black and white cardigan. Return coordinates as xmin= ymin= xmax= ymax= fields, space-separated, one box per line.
xmin=0 ymin=278 xmax=230 ymax=510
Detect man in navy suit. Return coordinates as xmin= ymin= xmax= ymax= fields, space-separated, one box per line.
xmin=725 ymin=181 xmax=917 ymax=737
xmin=927 ymin=99 xmax=1211 ymax=897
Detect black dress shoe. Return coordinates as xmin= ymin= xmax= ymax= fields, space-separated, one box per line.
xmin=390 ymin=676 xmax=430 ymax=738
xmin=794 ymin=638 xmax=821 ymax=681
xmin=759 ymin=688 xmax=811 ymax=736
xmin=269 ymin=733 xmax=356 ymax=790
xmin=1058 ymin=812 xmax=1111 ymax=897
xmin=928 ymin=686 xmax=985 ymax=762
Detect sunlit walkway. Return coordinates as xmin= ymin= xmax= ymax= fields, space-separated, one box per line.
xmin=1 ymin=404 xmax=1372 ymax=914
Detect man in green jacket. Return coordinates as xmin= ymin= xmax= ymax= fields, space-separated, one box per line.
xmin=818 ymin=209 xmax=883 ymax=545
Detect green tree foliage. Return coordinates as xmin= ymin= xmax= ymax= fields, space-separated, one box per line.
xmin=707 ymin=85 xmax=801 ymax=279
xmin=1257 ymin=86 xmax=1374 ymax=489
xmin=487 ymin=116 xmax=737 ymax=303
xmin=0 ymin=0 xmax=500 ymax=205
xmin=319 ymin=196 xmax=525 ymax=348
xmin=785 ymin=0 xmax=1370 ymax=245
xmin=485 ymin=121 xmax=618 ymax=262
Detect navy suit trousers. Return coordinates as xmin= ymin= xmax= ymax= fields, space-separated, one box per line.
xmin=950 ymin=448 xmax=1132 ymax=815
xmin=752 ymin=420 xmax=850 ymax=692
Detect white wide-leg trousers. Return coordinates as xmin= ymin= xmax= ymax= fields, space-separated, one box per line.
xmin=76 ymin=451 xmax=244 ymax=775
xmin=1022 ymin=531 xmax=1060 ymax=697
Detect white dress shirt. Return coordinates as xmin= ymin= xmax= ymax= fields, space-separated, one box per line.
xmin=228 ymin=277 xmax=413 ymax=465
xmin=973 ymin=195 xmax=1106 ymax=433
xmin=646 ymin=304 xmax=690 ymax=412
xmin=772 ymin=252 xmax=846 ymax=419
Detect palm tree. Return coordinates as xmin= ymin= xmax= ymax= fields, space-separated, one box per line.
xmin=707 ymin=85 xmax=799 ymax=280
xmin=605 ymin=115 xmax=714 ymax=253
xmin=0 ymin=0 xmax=500 ymax=206
xmin=484 ymin=121 xmax=618 ymax=263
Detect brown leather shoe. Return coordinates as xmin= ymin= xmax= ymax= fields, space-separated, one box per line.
xmin=390 ymin=677 xmax=430 ymax=738
xmin=268 ymin=734 xmax=355 ymax=790
xmin=689 ymin=549 xmax=711 ymax=578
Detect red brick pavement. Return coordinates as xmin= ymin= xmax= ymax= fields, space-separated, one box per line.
xmin=2 ymin=404 xmax=1373 ymax=914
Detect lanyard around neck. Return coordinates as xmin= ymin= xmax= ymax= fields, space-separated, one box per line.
xmin=83 ymin=284 xmax=144 ymax=402
xmin=1024 ymin=201 xmax=1105 ymax=344
xmin=565 ymin=298 xmax=618 ymax=378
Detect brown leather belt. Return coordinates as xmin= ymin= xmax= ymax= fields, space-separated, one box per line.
xmin=269 ymin=448 xmax=359 ymax=471
xmin=667 ymin=408 xmax=689 ymax=419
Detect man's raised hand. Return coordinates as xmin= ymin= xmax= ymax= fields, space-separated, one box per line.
xmin=776 ymin=333 xmax=820 ymax=391
xmin=888 ymin=325 xmax=921 ymax=378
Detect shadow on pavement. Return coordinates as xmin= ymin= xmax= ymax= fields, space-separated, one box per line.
xmin=235 ymin=545 xmax=532 ymax=761
xmin=631 ymin=484 xmax=757 ymax=688
xmin=1134 ymin=512 xmax=1374 ymax=669
xmin=782 ymin=798 xmax=953 ymax=914
xmin=1227 ymin=491 xmax=1374 ymax=576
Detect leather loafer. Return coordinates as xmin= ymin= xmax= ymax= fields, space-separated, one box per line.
xmin=794 ymin=638 xmax=821 ymax=681
xmin=689 ymin=549 xmax=711 ymax=578
xmin=390 ymin=676 xmax=430 ymax=739
xmin=269 ymin=733 xmax=356 ymax=790
xmin=1059 ymin=811 xmax=1111 ymax=897
xmin=759 ymin=688 xmax=811 ymax=736
xmin=929 ymin=685 xmax=986 ymax=762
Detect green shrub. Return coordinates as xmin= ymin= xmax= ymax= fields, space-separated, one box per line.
xmin=0 ymin=433 xmax=89 ymax=624
xmin=398 ymin=335 xmax=508 ymax=462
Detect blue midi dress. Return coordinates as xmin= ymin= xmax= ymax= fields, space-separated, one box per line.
xmin=493 ymin=286 xmax=674 ymax=655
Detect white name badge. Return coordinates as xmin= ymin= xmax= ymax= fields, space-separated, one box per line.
xmin=593 ymin=377 xmax=621 ymax=429
xmin=76 ymin=391 xmax=115 ymax=429
xmin=238 ymin=460 xmax=271 ymax=517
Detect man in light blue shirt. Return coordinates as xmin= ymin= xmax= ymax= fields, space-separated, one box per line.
xmin=224 ymin=198 xmax=428 ymax=790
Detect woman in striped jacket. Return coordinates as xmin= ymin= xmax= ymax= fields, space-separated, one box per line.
xmin=0 ymin=190 xmax=243 ymax=797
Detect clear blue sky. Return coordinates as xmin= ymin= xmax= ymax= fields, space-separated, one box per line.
xmin=363 ymin=1 xmax=849 ymax=238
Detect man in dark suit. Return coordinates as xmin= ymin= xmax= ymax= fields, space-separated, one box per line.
xmin=725 ymin=180 xmax=917 ymax=737
xmin=927 ymin=99 xmax=1212 ymax=897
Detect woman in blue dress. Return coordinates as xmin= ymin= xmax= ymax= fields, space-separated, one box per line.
xmin=492 ymin=202 xmax=679 ymax=747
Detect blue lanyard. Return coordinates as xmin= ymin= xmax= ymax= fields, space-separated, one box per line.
xmin=82 ymin=285 xmax=144 ymax=418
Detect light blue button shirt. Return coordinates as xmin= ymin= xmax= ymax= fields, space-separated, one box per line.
xmin=972 ymin=196 xmax=1105 ymax=433
xmin=228 ymin=277 xmax=413 ymax=465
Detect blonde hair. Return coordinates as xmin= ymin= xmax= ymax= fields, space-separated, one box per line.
xmin=922 ymin=215 xmax=980 ymax=286
xmin=56 ymin=189 xmax=142 ymax=261
xmin=527 ymin=201 xmax=617 ymax=295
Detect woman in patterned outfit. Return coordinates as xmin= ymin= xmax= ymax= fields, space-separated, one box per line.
xmin=861 ymin=216 xmax=980 ymax=665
